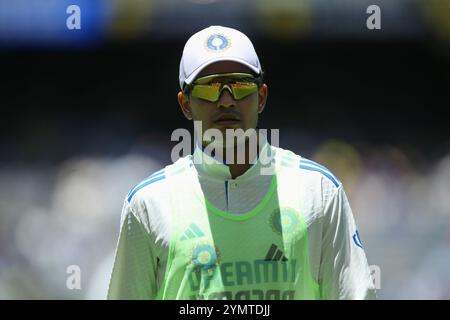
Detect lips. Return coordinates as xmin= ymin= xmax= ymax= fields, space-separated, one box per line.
xmin=213 ymin=113 xmax=241 ymax=125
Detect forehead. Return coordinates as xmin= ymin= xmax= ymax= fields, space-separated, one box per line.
xmin=196 ymin=61 xmax=253 ymax=78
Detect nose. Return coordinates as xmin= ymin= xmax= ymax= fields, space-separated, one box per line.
xmin=217 ymin=85 xmax=236 ymax=108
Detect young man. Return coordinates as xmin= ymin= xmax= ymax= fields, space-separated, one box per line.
xmin=107 ymin=25 xmax=376 ymax=300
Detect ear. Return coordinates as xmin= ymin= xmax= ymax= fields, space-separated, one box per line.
xmin=177 ymin=91 xmax=193 ymax=120
xmin=257 ymin=84 xmax=268 ymax=114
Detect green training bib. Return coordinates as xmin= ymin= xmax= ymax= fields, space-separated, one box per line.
xmin=155 ymin=149 xmax=320 ymax=300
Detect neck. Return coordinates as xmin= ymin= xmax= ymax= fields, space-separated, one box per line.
xmin=228 ymin=162 xmax=252 ymax=179
xmin=202 ymin=132 xmax=261 ymax=179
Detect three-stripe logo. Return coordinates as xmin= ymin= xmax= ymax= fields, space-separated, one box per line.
xmin=180 ymin=223 xmax=205 ymax=241
xmin=265 ymin=243 xmax=288 ymax=261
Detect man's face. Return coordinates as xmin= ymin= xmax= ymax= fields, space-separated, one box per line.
xmin=177 ymin=61 xmax=268 ymax=144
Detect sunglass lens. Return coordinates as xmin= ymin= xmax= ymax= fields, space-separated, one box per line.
xmin=231 ymin=82 xmax=258 ymax=100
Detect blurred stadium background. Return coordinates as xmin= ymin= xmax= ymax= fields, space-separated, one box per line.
xmin=0 ymin=0 xmax=450 ymax=299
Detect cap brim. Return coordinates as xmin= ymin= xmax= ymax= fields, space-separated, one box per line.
xmin=184 ymin=57 xmax=261 ymax=88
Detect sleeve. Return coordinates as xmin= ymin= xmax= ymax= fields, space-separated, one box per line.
xmin=318 ymin=186 xmax=377 ymax=300
xmin=107 ymin=199 xmax=159 ymax=300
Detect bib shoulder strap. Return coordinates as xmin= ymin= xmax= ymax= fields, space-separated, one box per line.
xmin=273 ymin=147 xmax=303 ymax=211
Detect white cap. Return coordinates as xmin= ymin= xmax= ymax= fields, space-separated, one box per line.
xmin=179 ymin=25 xmax=262 ymax=90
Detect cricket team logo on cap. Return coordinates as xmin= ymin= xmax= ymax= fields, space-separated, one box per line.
xmin=205 ymin=33 xmax=230 ymax=51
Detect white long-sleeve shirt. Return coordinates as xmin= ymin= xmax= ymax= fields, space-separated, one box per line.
xmin=108 ymin=142 xmax=376 ymax=299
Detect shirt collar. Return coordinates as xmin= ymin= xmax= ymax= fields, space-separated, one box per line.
xmin=193 ymin=137 xmax=272 ymax=181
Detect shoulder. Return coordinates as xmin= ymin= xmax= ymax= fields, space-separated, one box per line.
xmin=298 ymin=157 xmax=341 ymax=189
xmin=125 ymin=155 xmax=193 ymax=206
xmin=273 ymin=146 xmax=342 ymax=208
xmin=122 ymin=156 xmax=192 ymax=245
xmin=126 ymin=167 xmax=168 ymax=205
xmin=273 ymin=146 xmax=341 ymax=187
xmin=123 ymin=165 xmax=170 ymax=236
